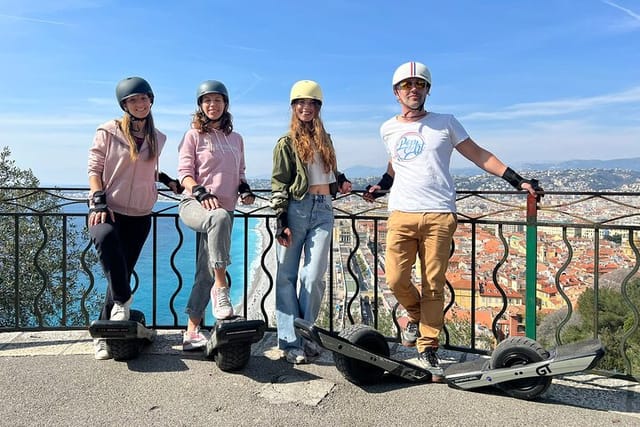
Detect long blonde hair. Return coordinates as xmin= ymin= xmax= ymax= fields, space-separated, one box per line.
xmin=118 ymin=113 xmax=158 ymax=161
xmin=289 ymin=108 xmax=335 ymax=173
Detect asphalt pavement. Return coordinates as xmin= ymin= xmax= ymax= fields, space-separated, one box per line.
xmin=0 ymin=330 xmax=638 ymax=426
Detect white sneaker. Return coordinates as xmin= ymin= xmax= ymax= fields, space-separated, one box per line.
xmin=94 ymin=339 xmax=111 ymax=360
xmin=110 ymin=296 xmax=133 ymax=321
xmin=211 ymin=286 xmax=233 ymax=320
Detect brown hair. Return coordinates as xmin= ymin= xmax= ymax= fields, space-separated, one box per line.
xmin=117 ymin=113 xmax=158 ymax=161
xmin=289 ymin=107 xmax=335 ymax=173
xmin=192 ymin=109 xmax=234 ymax=135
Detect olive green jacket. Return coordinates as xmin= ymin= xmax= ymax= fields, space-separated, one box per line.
xmin=269 ymin=133 xmax=347 ymax=216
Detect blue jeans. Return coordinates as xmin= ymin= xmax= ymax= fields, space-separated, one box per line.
xmin=276 ymin=194 xmax=334 ymax=350
xmin=179 ymin=198 xmax=233 ymax=319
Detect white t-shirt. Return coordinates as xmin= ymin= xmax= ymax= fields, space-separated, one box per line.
xmin=380 ymin=112 xmax=469 ymax=213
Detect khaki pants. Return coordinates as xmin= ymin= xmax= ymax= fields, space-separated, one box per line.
xmin=384 ymin=211 xmax=457 ymax=351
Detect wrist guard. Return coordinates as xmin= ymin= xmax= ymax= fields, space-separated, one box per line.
xmin=502 ymin=167 xmax=528 ymax=190
xmin=159 ymin=172 xmax=184 ymax=193
xmin=192 ymin=185 xmax=215 ymax=202
xmin=238 ymin=181 xmax=254 ymax=199
xmin=276 ymin=212 xmax=288 ymax=238
xmin=89 ymin=190 xmax=108 ymax=213
xmin=377 ymin=172 xmax=394 ymax=190
xmin=529 ymin=179 xmax=543 ymax=192
xmin=337 ymin=172 xmax=351 ymax=187
xmin=365 ymin=172 xmax=394 ymax=199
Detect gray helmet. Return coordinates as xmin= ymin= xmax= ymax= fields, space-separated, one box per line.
xmin=116 ymin=77 xmax=154 ymax=110
xmin=197 ymin=80 xmax=229 ymax=105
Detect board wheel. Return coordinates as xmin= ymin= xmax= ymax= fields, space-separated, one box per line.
xmin=215 ymin=343 xmax=251 ymax=372
xmin=106 ymin=309 xmax=145 ymax=361
xmin=490 ymin=336 xmax=552 ymax=400
xmin=333 ymin=324 xmax=390 ymax=385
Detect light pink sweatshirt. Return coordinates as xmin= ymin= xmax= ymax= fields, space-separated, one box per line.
xmin=88 ymin=120 xmax=167 ymax=216
xmin=177 ymin=128 xmax=247 ymax=211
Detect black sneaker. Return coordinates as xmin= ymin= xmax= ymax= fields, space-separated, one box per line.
xmin=418 ymin=348 xmax=444 ymax=382
xmin=303 ymin=340 xmax=322 ymax=362
xmin=401 ymin=321 xmax=419 ymax=347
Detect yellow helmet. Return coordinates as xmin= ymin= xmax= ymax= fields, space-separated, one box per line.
xmin=289 ymin=80 xmax=323 ymax=105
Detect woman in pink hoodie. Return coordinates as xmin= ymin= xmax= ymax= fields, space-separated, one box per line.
xmin=87 ymin=76 xmax=178 ymax=360
xmin=177 ymin=80 xmax=254 ymax=351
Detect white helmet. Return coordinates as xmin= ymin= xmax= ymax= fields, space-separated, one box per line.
xmin=392 ymin=61 xmax=432 ymax=88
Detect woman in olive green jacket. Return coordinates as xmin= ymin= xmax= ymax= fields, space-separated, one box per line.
xmin=270 ymin=80 xmax=351 ymax=364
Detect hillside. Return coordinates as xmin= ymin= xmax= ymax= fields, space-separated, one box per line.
xmin=331 ymin=168 xmax=640 ymax=192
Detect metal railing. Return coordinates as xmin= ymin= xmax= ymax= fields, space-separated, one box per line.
xmin=1 ymin=186 xmax=638 ymax=380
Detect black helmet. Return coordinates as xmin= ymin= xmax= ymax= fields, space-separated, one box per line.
xmin=116 ymin=77 xmax=154 ymax=110
xmin=197 ymin=80 xmax=229 ymax=105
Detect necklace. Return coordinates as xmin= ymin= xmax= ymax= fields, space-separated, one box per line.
xmin=398 ymin=110 xmax=427 ymax=122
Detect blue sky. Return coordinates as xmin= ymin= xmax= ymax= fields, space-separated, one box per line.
xmin=1 ymin=0 xmax=639 ymax=184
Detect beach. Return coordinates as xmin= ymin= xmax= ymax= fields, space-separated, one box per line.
xmin=240 ymin=218 xmax=277 ymax=324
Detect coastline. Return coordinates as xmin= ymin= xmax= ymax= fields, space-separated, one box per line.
xmin=239 ymin=218 xmax=277 ymax=324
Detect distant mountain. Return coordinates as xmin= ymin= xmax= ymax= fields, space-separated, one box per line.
xmin=522 ymin=157 xmax=640 ymax=172
xmin=343 ymin=158 xmax=640 ymax=179
xmin=345 ymin=165 xmax=517 ymax=178
xmin=343 ymin=159 xmax=640 ymax=192
xmin=343 ymin=165 xmax=385 ymax=178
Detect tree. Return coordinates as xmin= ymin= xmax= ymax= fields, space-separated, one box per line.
xmin=0 ymin=146 xmax=101 ymax=328
xmin=537 ymin=307 xmax=583 ymax=348
xmin=443 ymin=311 xmax=495 ymax=351
xmin=560 ymin=284 xmax=640 ymax=375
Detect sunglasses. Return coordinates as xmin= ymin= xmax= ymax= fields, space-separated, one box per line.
xmin=294 ymin=99 xmax=321 ymax=107
xmin=397 ymin=79 xmax=427 ymax=90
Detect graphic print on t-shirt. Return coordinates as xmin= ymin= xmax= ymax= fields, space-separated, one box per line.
xmin=393 ymin=131 xmax=425 ymax=162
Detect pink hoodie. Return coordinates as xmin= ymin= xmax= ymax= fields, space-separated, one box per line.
xmin=88 ymin=120 xmax=167 ymax=216
xmin=178 ymin=128 xmax=247 ymax=211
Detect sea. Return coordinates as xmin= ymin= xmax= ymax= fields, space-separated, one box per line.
xmin=69 ymin=200 xmax=263 ymax=327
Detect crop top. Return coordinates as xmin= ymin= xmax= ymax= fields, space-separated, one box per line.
xmin=307 ymin=152 xmax=336 ymax=186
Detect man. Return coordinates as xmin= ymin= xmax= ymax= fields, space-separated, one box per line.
xmin=364 ymin=61 xmax=539 ymax=381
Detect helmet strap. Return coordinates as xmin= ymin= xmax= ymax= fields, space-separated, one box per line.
xmin=203 ymin=116 xmax=220 ymax=126
xmin=199 ymin=105 xmax=226 ymax=127
xmin=394 ymin=88 xmax=428 ymax=118
xmin=125 ymin=109 xmax=149 ymax=122
xmin=398 ymin=99 xmax=426 ymax=115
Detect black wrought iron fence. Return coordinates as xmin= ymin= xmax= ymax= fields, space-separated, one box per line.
xmin=1 ymin=186 xmax=638 ymax=380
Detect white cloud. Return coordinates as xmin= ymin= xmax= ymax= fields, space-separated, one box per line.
xmin=0 ymin=113 xmax=103 ymax=127
xmin=467 ymin=119 xmax=640 ymax=169
xmin=0 ymin=13 xmax=66 ymax=25
xmin=602 ymin=1 xmax=640 ymax=22
xmin=460 ymin=86 xmax=640 ymax=121
xmin=3 ymin=82 xmax=640 ymax=183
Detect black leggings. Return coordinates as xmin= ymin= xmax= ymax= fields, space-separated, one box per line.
xmin=90 ymin=213 xmax=151 ymax=320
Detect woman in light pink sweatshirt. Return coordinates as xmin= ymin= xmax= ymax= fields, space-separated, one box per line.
xmin=177 ymin=80 xmax=254 ymax=351
xmin=87 ymin=76 xmax=179 ymax=360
